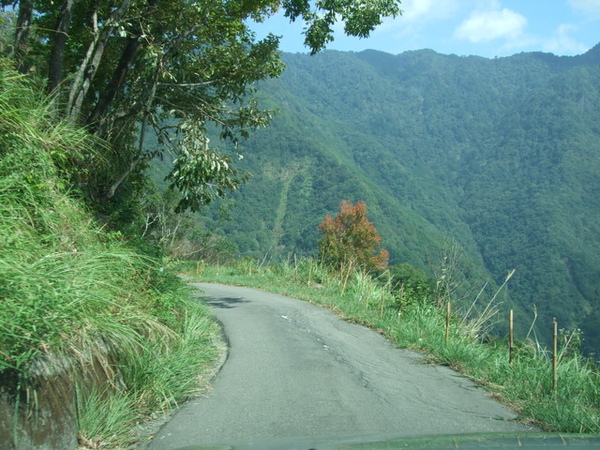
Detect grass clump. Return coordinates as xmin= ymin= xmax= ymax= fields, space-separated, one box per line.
xmin=75 ymin=384 xmax=139 ymax=449
xmin=0 ymin=58 xmax=220 ymax=448
xmin=175 ymin=257 xmax=600 ymax=434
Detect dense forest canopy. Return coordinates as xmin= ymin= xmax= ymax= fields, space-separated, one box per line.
xmin=0 ymin=0 xmax=401 ymax=213
xmin=197 ymin=45 xmax=600 ymax=354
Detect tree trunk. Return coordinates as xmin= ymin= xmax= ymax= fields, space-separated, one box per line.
xmin=47 ymin=0 xmax=77 ymax=95
xmin=86 ymin=0 xmax=157 ymax=132
xmin=14 ymin=0 xmax=35 ymax=73
xmin=86 ymin=35 xmax=140 ymax=131
xmin=100 ymin=59 xmax=161 ymax=201
xmin=101 ymin=155 xmax=143 ymax=201
xmin=66 ymin=0 xmax=131 ymax=122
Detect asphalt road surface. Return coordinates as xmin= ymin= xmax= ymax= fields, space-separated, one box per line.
xmin=149 ymin=283 xmax=536 ymax=449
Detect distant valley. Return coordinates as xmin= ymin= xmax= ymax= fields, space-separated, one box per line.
xmin=181 ymin=45 xmax=600 ymax=353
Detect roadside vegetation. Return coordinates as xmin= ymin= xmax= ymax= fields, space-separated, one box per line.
xmin=175 ymin=256 xmax=600 ymax=435
xmin=0 ymin=58 xmax=220 ymax=448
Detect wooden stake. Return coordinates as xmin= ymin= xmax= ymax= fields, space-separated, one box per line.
xmin=293 ymin=253 xmax=298 ymax=280
xmin=552 ymin=318 xmax=558 ymax=391
xmin=445 ymin=301 xmax=451 ymax=346
xmin=509 ymin=309 xmax=514 ymax=365
xmin=340 ymin=261 xmax=353 ymax=297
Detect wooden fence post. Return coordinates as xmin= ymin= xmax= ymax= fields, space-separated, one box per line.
xmin=293 ymin=253 xmax=298 ymax=280
xmin=552 ymin=318 xmax=558 ymax=392
xmin=509 ymin=309 xmax=514 ymax=365
xmin=445 ymin=301 xmax=451 ymax=346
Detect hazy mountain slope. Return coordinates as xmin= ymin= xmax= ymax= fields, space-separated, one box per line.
xmin=196 ymin=45 xmax=600 ymax=351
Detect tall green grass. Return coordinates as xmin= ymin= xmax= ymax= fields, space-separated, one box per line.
xmin=75 ymin=384 xmax=138 ymax=449
xmin=175 ymin=257 xmax=600 ymax=434
xmin=1 ymin=57 xmax=221 ymax=447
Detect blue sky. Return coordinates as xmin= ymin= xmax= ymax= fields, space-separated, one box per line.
xmin=251 ymin=0 xmax=600 ymax=58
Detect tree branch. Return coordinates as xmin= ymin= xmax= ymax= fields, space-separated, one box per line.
xmin=47 ymin=0 xmax=77 ymax=95
xmin=67 ymin=0 xmax=131 ymax=122
xmin=14 ymin=0 xmax=34 ymax=73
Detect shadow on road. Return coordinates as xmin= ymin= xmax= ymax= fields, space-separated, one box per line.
xmin=204 ymin=296 xmax=248 ymax=309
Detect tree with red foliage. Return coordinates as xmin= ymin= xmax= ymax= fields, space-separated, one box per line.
xmin=318 ymin=200 xmax=389 ymax=273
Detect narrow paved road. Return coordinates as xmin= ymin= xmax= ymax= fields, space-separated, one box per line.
xmin=150 ymin=283 xmax=535 ymax=449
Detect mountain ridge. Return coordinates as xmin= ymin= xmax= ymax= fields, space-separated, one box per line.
xmin=194 ymin=44 xmax=600 ymax=352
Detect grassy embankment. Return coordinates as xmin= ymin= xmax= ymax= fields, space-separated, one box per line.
xmin=0 ymin=60 xmax=220 ymax=448
xmin=176 ymin=258 xmax=600 ymax=435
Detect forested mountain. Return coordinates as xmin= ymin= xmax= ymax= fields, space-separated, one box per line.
xmin=193 ymin=45 xmax=600 ymax=352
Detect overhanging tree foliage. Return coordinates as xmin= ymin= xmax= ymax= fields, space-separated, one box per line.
xmin=0 ymin=0 xmax=401 ymax=212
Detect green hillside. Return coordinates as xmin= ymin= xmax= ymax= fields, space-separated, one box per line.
xmin=195 ymin=45 xmax=600 ymax=352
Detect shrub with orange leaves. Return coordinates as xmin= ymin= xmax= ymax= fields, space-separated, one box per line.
xmin=318 ymin=200 xmax=389 ymax=273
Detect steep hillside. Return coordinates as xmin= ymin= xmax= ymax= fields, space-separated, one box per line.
xmin=196 ymin=45 xmax=600 ymax=351
xmin=0 ymin=58 xmax=219 ymax=447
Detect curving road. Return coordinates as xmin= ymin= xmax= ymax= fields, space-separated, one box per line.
xmin=149 ymin=283 xmax=536 ymax=449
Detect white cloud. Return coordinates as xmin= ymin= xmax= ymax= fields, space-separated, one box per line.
xmin=402 ymin=0 xmax=438 ymax=20
xmin=454 ymin=8 xmax=527 ymax=43
xmin=366 ymin=0 xmax=461 ymax=50
xmin=541 ymin=23 xmax=590 ymax=55
xmin=569 ymin=0 xmax=600 ymax=17
xmin=372 ymin=0 xmax=463 ymax=46
xmin=400 ymin=0 xmax=460 ymax=22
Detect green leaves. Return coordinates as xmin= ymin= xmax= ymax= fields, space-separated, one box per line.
xmin=283 ymin=0 xmax=402 ymax=54
xmin=166 ymin=120 xmax=247 ymax=212
xmin=2 ymin=0 xmax=401 ymax=214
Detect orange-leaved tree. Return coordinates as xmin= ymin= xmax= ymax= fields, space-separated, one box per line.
xmin=318 ymin=200 xmax=389 ymax=273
